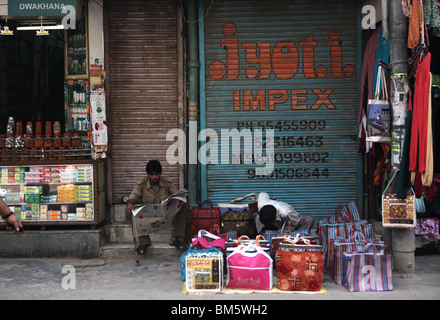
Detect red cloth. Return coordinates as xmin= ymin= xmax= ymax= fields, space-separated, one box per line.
xmin=410 ymin=53 xmax=431 ymax=174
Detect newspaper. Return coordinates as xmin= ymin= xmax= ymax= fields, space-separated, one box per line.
xmin=132 ymin=189 xmax=188 ymax=237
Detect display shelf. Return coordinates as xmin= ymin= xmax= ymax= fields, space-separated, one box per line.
xmin=0 ymin=162 xmax=98 ymax=226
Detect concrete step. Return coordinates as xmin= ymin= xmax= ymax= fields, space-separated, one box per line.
xmin=109 ymin=222 xmax=172 ymax=243
xmin=114 ymin=204 xmax=126 ymax=223
xmin=100 ymin=241 xmax=183 ymax=260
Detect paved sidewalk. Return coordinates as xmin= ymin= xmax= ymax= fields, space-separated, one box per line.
xmin=0 ymin=253 xmax=439 ymax=300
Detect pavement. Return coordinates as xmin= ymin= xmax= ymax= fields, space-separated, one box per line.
xmin=0 ymin=251 xmax=439 ymax=302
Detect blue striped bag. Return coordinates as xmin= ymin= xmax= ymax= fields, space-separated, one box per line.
xmin=343 ymin=244 xmax=393 ymax=292
xmin=263 ymin=221 xmax=308 ymax=257
xmin=332 ymin=236 xmax=385 ymax=285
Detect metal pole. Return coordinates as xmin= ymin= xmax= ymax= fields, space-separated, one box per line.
xmin=185 ymin=0 xmax=200 ymax=208
xmin=389 ymin=0 xmax=415 ymax=274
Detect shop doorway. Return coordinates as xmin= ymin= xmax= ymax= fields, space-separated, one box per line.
xmin=0 ymin=22 xmax=65 ymax=131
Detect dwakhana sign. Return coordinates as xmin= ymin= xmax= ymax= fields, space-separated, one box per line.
xmin=7 ymin=0 xmax=76 ymax=16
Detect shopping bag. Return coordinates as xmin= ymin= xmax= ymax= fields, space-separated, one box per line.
xmin=275 ymin=240 xmax=324 ymax=291
xmin=185 ymin=250 xmax=223 ymax=294
xmin=218 ymin=193 xmax=258 ymax=215
xmin=190 ymin=200 xmax=221 ymax=238
xmin=180 ymin=245 xmax=222 ymax=282
xmin=191 ymin=229 xmax=226 ymax=251
xmin=343 ymin=244 xmax=393 ymax=292
xmin=366 ymin=66 xmax=391 ymax=143
xmin=264 ymin=221 xmax=309 ymax=257
xmin=225 ymin=235 xmax=270 ymax=257
xmin=382 ymin=171 xmax=416 ymax=228
xmin=221 ymin=208 xmax=257 ymax=238
xmin=331 ymin=233 xmax=385 ymax=285
xmin=226 ymin=243 xmax=273 ymax=290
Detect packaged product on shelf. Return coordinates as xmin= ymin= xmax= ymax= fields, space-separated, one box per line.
xmin=40 ymin=195 xmax=58 ymax=203
xmin=20 ymin=204 xmax=26 ymax=220
xmin=26 ymin=122 xmax=33 ymax=135
xmin=25 ymin=204 xmax=32 ymax=220
xmin=85 ymin=203 xmax=93 ymax=218
xmin=76 ymin=207 xmax=85 ymax=219
xmin=25 ymin=193 xmax=39 ymax=203
xmin=48 ymin=210 xmax=60 ymax=220
xmin=68 ymin=213 xmax=76 ymax=220
xmin=24 ymin=185 xmax=42 ymax=194
xmin=57 ymin=184 xmax=76 ymax=202
xmin=40 ymin=204 xmax=48 ymax=220
xmin=31 ymin=204 xmax=39 ymax=220
xmin=6 ymin=193 xmax=21 ymax=203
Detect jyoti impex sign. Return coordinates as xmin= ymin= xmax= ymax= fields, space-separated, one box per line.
xmin=8 ymin=0 xmax=76 ymax=16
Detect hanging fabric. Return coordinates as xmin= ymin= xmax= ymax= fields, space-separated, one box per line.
xmin=410 ymin=52 xmax=432 ymax=175
xmin=408 ymin=0 xmax=423 ymax=49
xmin=422 ymin=73 xmax=434 ymax=187
xmin=424 ymin=0 xmax=440 ymax=37
xmin=402 ymin=0 xmax=412 ymax=17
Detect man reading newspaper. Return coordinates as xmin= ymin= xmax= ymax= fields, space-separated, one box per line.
xmin=125 ymin=160 xmax=188 ymax=253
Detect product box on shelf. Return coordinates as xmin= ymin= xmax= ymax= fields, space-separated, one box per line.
xmin=40 ymin=204 xmax=48 ymax=220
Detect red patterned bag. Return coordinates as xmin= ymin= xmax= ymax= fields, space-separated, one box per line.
xmin=275 ymin=238 xmax=324 ymax=291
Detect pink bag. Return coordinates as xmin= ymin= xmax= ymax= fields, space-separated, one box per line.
xmin=191 ymin=229 xmax=226 ymax=251
xmin=226 ymin=243 xmax=273 ymax=291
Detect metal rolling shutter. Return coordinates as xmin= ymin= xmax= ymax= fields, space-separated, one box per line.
xmin=107 ymin=0 xmax=180 ymax=203
xmin=201 ymin=0 xmax=361 ymax=220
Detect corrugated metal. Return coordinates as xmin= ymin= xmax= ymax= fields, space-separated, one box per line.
xmin=201 ymin=0 xmax=361 ymax=221
xmin=107 ymin=0 xmax=179 ymax=203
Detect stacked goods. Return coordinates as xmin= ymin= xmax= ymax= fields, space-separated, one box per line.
xmin=24 ymin=185 xmax=42 ymax=204
xmin=75 ymin=185 xmax=92 ymax=202
xmin=60 ymin=165 xmax=93 ymax=182
xmin=57 ymin=184 xmax=75 ymax=203
xmin=1 ymin=167 xmax=25 ymax=183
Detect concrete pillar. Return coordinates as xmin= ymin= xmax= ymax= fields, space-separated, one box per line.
xmin=389 ymin=0 xmax=415 ymax=273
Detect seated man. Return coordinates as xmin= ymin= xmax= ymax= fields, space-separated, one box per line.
xmin=125 ymin=160 xmax=188 ymax=253
xmin=255 ymin=192 xmax=314 ymax=234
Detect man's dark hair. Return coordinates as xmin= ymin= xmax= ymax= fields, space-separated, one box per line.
xmin=259 ymin=205 xmax=277 ymax=226
xmin=146 ymin=160 xmax=162 ymax=174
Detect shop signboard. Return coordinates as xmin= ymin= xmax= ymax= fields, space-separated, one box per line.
xmin=8 ymin=0 xmax=76 ymax=16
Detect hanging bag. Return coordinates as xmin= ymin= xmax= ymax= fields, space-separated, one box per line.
xmin=366 ymin=66 xmax=391 ymax=142
xmin=381 ymin=171 xmax=416 ymax=228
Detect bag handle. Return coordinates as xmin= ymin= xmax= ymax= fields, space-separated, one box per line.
xmin=234 ymin=235 xmax=250 ymax=245
xmin=348 ymin=228 xmax=366 ymax=242
xmin=230 ymin=193 xmax=258 ymax=204
xmin=199 ymin=200 xmax=214 ymax=209
xmin=197 ymin=229 xmax=220 ymax=241
xmin=234 ymin=243 xmax=266 ymax=257
xmin=284 ymin=234 xmax=311 ymax=245
xmin=382 ymin=170 xmax=398 ymax=196
xmin=281 ymin=220 xmax=292 ymax=235
xmin=374 ymin=66 xmax=388 ymax=101
xmin=362 ymin=243 xmax=386 ymax=256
